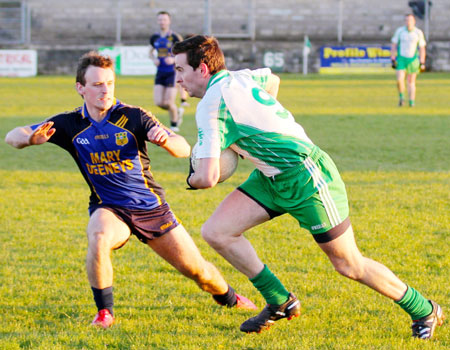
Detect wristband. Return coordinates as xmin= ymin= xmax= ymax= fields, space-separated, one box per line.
xmin=186 ymin=174 xmax=197 ymax=190
xmin=391 ymin=59 xmax=397 ymax=69
xmin=186 ymin=158 xmax=198 ymax=190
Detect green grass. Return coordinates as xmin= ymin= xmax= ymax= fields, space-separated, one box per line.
xmin=0 ymin=73 xmax=449 ymax=349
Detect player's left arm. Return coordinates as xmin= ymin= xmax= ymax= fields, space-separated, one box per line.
xmin=187 ymin=157 xmax=220 ymax=189
xmin=419 ymin=46 xmax=426 ymax=65
xmin=147 ymin=125 xmax=190 ymax=158
xmin=265 ymin=74 xmax=280 ymax=98
xmin=419 ymin=46 xmax=426 ymax=71
xmin=418 ymin=30 xmax=426 ymax=67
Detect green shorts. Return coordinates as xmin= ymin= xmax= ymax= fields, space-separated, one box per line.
xmin=238 ymin=147 xmax=350 ymax=243
xmin=396 ymin=56 xmax=420 ymax=74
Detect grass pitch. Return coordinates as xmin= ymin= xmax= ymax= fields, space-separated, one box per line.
xmin=0 ymin=73 xmax=449 ymax=349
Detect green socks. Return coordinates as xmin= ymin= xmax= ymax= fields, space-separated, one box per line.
xmin=250 ymin=265 xmax=290 ymax=305
xmin=395 ymin=286 xmax=432 ymax=320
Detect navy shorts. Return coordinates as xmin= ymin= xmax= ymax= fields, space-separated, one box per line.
xmin=89 ymin=202 xmax=180 ymax=244
xmin=155 ymin=70 xmax=176 ymax=87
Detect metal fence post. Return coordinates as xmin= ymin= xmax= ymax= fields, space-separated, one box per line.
xmin=204 ymin=0 xmax=211 ymax=35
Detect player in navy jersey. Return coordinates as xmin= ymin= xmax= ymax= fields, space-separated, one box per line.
xmin=5 ymin=51 xmax=257 ymax=329
xmin=149 ymin=11 xmax=185 ymax=131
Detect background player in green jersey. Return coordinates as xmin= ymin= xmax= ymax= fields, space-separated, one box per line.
xmin=172 ymin=35 xmax=444 ymax=339
xmin=391 ymin=14 xmax=426 ymax=107
xmin=5 ymin=51 xmax=256 ymax=329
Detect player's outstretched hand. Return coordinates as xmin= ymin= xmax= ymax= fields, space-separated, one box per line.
xmin=147 ymin=125 xmax=168 ymax=146
xmin=164 ymin=56 xmax=175 ymax=65
xmin=29 ymin=121 xmax=55 ymax=145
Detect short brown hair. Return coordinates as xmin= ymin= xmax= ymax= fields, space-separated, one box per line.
xmin=157 ymin=11 xmax=170 ymax=17
xmin=172 ymin=35 xmax=226 ymax=75
xmin=76 ymin=51 xmax=114 ymax=85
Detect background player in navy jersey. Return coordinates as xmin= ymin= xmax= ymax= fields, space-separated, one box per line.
xmin=5 ymin=51 xmax=256 ymax=329
xmin=149 ymin=11 xmax=185 ymax=131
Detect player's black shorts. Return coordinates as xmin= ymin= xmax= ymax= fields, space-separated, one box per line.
xmin=155 ymin=70 xmax=176 ymax=87
xmin=89 ymin=202 xmax=180 ymax=244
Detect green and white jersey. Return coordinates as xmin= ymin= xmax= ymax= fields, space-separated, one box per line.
xmin=195 ymin=68 xmax=315 ymax=177
xmin=391 ymin=26 xmax=426 ymax=59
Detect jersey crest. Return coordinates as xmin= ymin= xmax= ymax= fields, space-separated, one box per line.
xmin=115 ymin=132 xmax=129 ymax=146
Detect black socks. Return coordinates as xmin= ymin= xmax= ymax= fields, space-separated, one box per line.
xmin=213 ymin=285 xmax=237 ymax=307
xmin=91 ymin=286 xmax=114 ymax=315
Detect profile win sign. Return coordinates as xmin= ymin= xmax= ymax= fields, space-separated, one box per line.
xmin=319 ymin=45 xmax=391 ymax=73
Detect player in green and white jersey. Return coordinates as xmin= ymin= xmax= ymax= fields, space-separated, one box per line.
xmin=391 ymin=14 xmax=426 ymax=107
xmin=172 ymin=35 xmax=443 ymax=338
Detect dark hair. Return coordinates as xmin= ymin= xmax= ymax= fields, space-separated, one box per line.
xmin=157 ymin=11 xmax=170 ymax=17
xmin=172 ymin=35 xmax=226 ymax=75
xmin=76 ymin=51 xmax=114 ymax=85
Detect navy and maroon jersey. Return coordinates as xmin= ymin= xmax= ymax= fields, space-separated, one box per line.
xmin=31 ymin=100 xmax=171 ymax=210
xmin=149 ymin=31 xmax=182 ymax=72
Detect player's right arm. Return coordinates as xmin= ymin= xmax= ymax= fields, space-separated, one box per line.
xmin=187 ymin=157 xmax=220 ymax=189
xmin=149 ymin=47 xmax=159 ymax=66
xmin=390 ymin=43 xmax=398 ymax=61
xmin=390 ymin=27 xmax=400 ymax=61
xmin=149 ymin=35 xmax=160 ymax=66
xmin=5 ymin=121 xmax=55 ymax=149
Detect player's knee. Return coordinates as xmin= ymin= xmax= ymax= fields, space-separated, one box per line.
xmin=201 ymin=223 xmax=223 ymax=248
xmin=157 ymin=102 xmax=168 ymax=109
xmin=329 ymin=255 xmax=365 ymax=280
xmin=334 ymin=261 xmax=365 ymax=281
xmin=164 ymin=101 xmax=177 ymax=111
xmin=87 ymin=230 xmax=113 ymax=252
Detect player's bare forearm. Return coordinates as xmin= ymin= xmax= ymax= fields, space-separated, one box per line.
xmin=147 ymin=126 xmax=190 ymax=158
xmin=163 ymin=134 xmax=191 ymax=158
xmin=390 ymin=44 xmax=397 ymax=60
xmin=419 ymin=46 xmax=426 ymax=64
xmin=187 ymin=158 xmax=220 ymax=189
xmin=5 ymin=123 xmax=54 ymax=149
xmin=149 ymin=48 xmax=159 ymax=65
xmin=5 ymin=126 xmax=32 ymax=149
xmin=266 ymin=74 xmax=280 ymax=98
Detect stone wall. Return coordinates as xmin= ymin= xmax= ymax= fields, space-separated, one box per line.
xmin=19 ymin=0 xmax=450 ymax=44
xmin=428 ymin=42 xmax=450 ymax=71
xmin=3 ymin=0 xmax=449 ymax=73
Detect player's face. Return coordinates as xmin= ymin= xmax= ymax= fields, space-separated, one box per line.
xmin=406 ymin=15 xmax=415 ymax=30
xmin=77 ymin=66 xmax=115 ymax=114
xmin=174 ymin=53 xmax=208 ymax=98
xmin=157 ymin=14 xmax=171 ymax=31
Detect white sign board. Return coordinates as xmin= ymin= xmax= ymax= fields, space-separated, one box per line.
xmin=99 ymin=46 xmax=156 ymax=76
xmin=120 ymin=46 xmax=156 ymax=75
xmin=0 ymin=50 xmax=37 ymax=77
